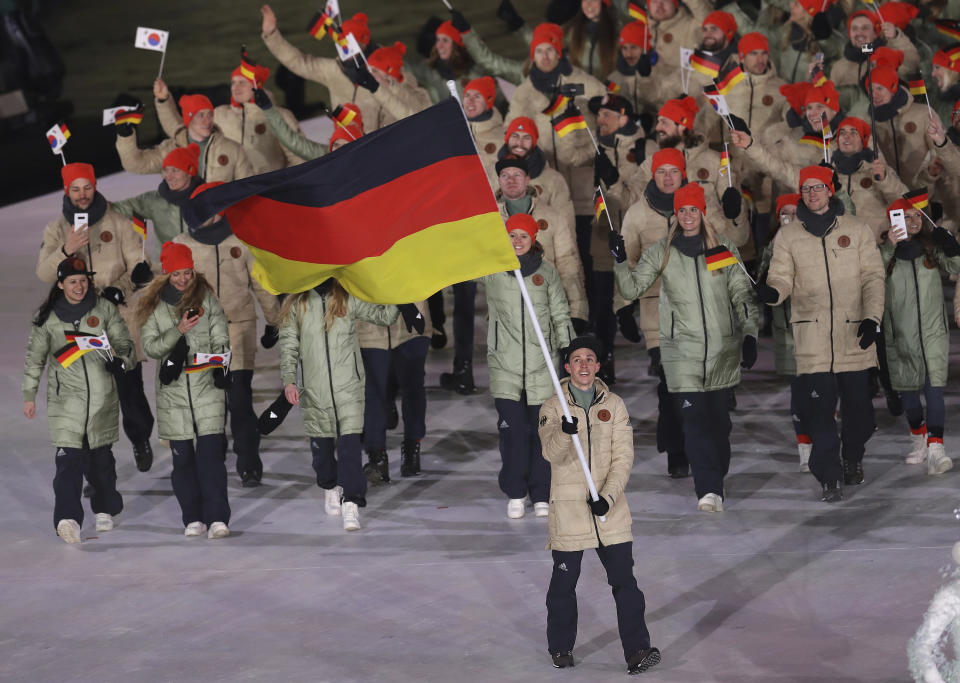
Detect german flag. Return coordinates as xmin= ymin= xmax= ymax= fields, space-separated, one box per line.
xmin=704 ymin=245 xmax=738 ymax=271
xmin=307 ymin=11 xmax=335 ymax=40
xmin=115 ymin=108 xmax=144 ymax=125
xmin=821 ymin=114 xmax=832 ymax=140
xmin=184 ymin=362 xmax=219 ymax=374
xmin=59 ymin=123 xmax=71 ymax=140
xmin=719 ymin=148 xmax=729 ymax=175
xmin=552 ymin=110 xmax=587 ymax=138
xmin=63 ymin=331 xmax=93 ymax=342
xmin=181 ymin=99 xmax=519 ymax=301
xmin=131 ymin=212 xmax=147 ymax=239
xmin=935 ymin=19 xmax=960 ymax=41
xmin=690 ymin=52 xmax=721 ymax=79
xmin=904 ymin=188 xmax=929 ymax=211
xmin=812 ymin=70 xmax=828 ymax=88
xmin=628 ymin=3 xmax=647 ymax=23
xmin=908 ymin=79 xmax=927 ymax=97
xmin=799 ymin=134 xmax=825 ymax=150
xmin=715 ymin=66 xmax=745 ymax=95
xmin=543 ymin=93 xmax=570 ymax=117
xmin=594 ymin=189 xmax=607 ymax=221
xmin=55 ymin=342 xmax=91 ymax=369
xmin=332 ymin=103 xmax=359 ymax=128
xmin=607 ymin=80 xmax=621 ymax=95
xmin=240 ymin=46 xmax=259 ymax=83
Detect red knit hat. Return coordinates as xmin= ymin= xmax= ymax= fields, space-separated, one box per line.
xmin=702 ymin=11 xmax=737 ymax=42
xmin=799 ymin=165 xmax=834 ymax=193
xmin=796 ymin=0 xmax=822 ymax=17
xmin=651 ymin=148 xmax=686 ymax=178
xmin=368 ymin=42 xmax=406 ymax=82
xmin=505 ymin=117 xmax=539 ymax=147
xmin=341 ymin=13 xmax=371 ymax=47
xmin=780 ymin=82 xmax=813 ymax=114
xmin=179 ymin=94 xmax=214 ymax=125
xmin=804 ymin=82 xmax=840 ymax=110
xmin=506 ymin=213 xmax=539 ymax=242
xmin=61 ymin=162 xmax=96 ymax=193
xmin=161 ymin=242 xmax=195 ymax=274
xmin=529 ymin=22 xmax=564 ymax=61
xmin=847 ymin=10 xmax=882 ymax=37
xmin=867 ymin=64 xmax=899 ymax=94
xmin=837 ymin=117 xmax=871 ymax=146
xmin=619 ymin=21 xmax=647 ymax=47
xmin=163 ymin=143 xmax=201 ymax=176
xmin=738 ymin=32 xmax=769 ymax=60
xmin=333 ymin=103 xmax=364 ymax=132
xmin=436 ymin=20 xmax=465 ymax=48
xmin=880 ymin=2 xmax=918 ymax=30
xmin=776 ymin=193 xmax=801 ymax=216
xmin=933 ymin=48 xmax=960 ymax=73
xmin=465 ymin=76 xmax=496 ymax=109
xmin=887 ymin=198 xmax=913 ymax=214
xmin=658 ymin=96 xmax=699 ymax=128
xmin=673 ymin=182 xmax=706 ymax=214
xmin=328 ymin=123 xmax=363 ymax=151
xmin=870 ymin=47 xmax=904 ymax=70
xmin=232 ymin=62 xmax=270 ymax=88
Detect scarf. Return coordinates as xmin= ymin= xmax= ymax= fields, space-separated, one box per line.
xmin=832 ymin=149 xmax=875 ymax=176
xmin=53 ymin=288 xmax=98 ymax=324
xmin=162 ymin=282 xmax=183 ymax=306
xmin=518 ymin=249 xmax=543 ymax=277
xmin=468 ymin=109 xmax=494 ymax=123
xmin=797 ymin=196 xmax=844 ymax=237
xmin=496 ymin=145 xmax=547 ymax=179
xmin=529 ymin=57 xmax=574 ymax=95
xmin=671 ymin=231 xmax=704 ymax=258
xmin=597 ymin=119 xmax=639 ymax=148
xmin=871 ymin=87 xmax=909 ymax=123
xmin=504 ymin=195 xmax=533 ymax=216
xmin=62 ymin=192 xmax=107 ymax=227
xmin=158 ymin=176 xmax=203 ymax=206
xmin=189 ymin=216 xmax=233 ymax=245
xmin=615 ymin=52 xmax=636 ymax=76
xmin=644 ymin=179 xmax=682 ymax=216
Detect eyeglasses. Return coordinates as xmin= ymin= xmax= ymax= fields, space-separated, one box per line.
xmin=800 ymin=183 xmax=829 ymax=194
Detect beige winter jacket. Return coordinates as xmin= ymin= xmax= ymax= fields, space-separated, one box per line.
xmin=355 ymin=300 xmax=431 ymax=351
xmin=471 ymin=110 xmax=507 ymax=187
xmin=646 ymin=0 xmax=712 ymax=72
xmin=116 ymin=126 xmax=253 ymax=182
xmin=874 ymin=94 xmax=935 ymax=186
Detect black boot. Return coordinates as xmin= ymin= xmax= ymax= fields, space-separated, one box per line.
xmin=439 ymin=359 xmax=476 ymax=395
xmin=133 ymin=440 xmax=153 ymax=472
xmin=400 ymin=439 xmax=421 ymax=477
xmin=431 ymin=325 xmax=447 ymax=349
xmin=363 ymin=449 xmax=390 ymax=484
xmin=551 ymin=651 xmax=575 ymax=668
xmin=843 ymin=459 xmax=864 ymax=485
xmin=821 ymin=480 xmax=843 ymax=502
xmin=240 ymin=469 xmax=262 ymax=487
xmin=627 ymin=648 xmax=661 ymax=675
xmin=598 ymin=350 xmax=616 ymax=385
xmin=885 ymin=390 xmax=903 ymax=416
xmin=647 ymin=348 xmax=661 ymax=378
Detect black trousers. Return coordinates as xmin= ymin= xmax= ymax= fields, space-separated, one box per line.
xmin=547 ymin=541 xmax=651 ymax=659
xmin=427 ymin=291 xmax=445 ymax=329
xmin=589 ymin=270 xmax=616 ymax=350
xmin=656 ymin=361 xmax=686 ymax=469
xmin=115 ymin=362 xmax=154 ymax=444
xmin=452 ymin=281 xmax=477 ymax=363
xmin=53 ymin=440 xmax=122 ymax=528
xmin=795 ymin=370 xmax=875 ymax=484
xmin=170 ymin=434 xmax=230 ymax=526
xmin=789 ymin=375 xmax=809 ymax=438
xmin=311 ymin=433 xmax=365 ymax=506
xmin=361 ymin=337 xmax=429 ymax=449
xmin=494 ymin=398 xmax=550 ymax=503
xmin=574 ymin=214 xmax=594 ymax=296
xmin=673 ymin=389 xmax=732 ymax=499
xmin=227 ymin=369 xmax=261 ymax=475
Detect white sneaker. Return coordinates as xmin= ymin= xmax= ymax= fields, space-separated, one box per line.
xmin=208 ymin=521 xmax=230 ymax=539
xmin=184 ymin=521 xmax=207 ymax=537
xmin=507 ymin=498 xmax=526 ymax=519
xmin=533 ymin=502 xmax=550 ymax=517
xmin=927 ymin=442 xmax=953 ymax=475
xmin=324 ymin=486 xmax=343 ymax=516
xmin=697 ymin=493 xmax=724 ymax=512
xmin=342 ymin=502 xmax=361 ymax=531
xmin=56 ymin=519 xmax=81 ymax=544
xmin=906 ymin=431 xmax=928 ymax=464
xmin=798 ymin=443 xmax=811 ymax=472
xmin=95 ymin=513 xmax=115 ymax=532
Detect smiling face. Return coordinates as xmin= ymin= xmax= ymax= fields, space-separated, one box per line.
xmin=507 ymin=131 xmax=534 ymax=156
xmin=700 ymin=23 xmax=727 ymax=52
xmin=230 ymin=76 xmax=254 ymax=104
xmin=436 ymin=33 xmax=454 ymax=61
xmin=581 ymin=0 xmax=603 ymax=20
xmin=187 ymin=109 xmax=214 ymax=141
xmin=801 ymin=179 xmax=832 ymax=213
xmin=676 ymin=205 xmax=702 ymax=234
xmin=169 ymin=268 xmax=194 ymax=292
xmin=565 ymin=346 xmax=599 ymax=391
xmin=534 ymin=43 xmax=560 ymax=72
xmin=58 ymin=274 xmax=89 ymax=304
xmin=871 ymin=83 xmax=894 ymax=107
xmin=654 ymin=164 xmax=683 ymax=193
xmin=905 ymin=208 xmax=923 ymax=235
xmin=648 ymin=0 xmax=677 ymax=22
xmin=848 ymin=16 xmax=877 ymax=48
xmin=162 ymin=165 xmax=192 ymax=191
xmin=509 ymin=228 xmax=533 ymax=255
xmin=805 ymin=102 xmax=834 ymax=130
xmin=837 ymin=125 xmax=864 ymax=154
xmin=620 ymin=41 xmax=643 ymax=66
xmin=463 ymin=89 xmax=488 ymax=118
xmin=67 ymin=178 xmax=95 ymax=211
xmin=655 ymin=116 xmax=683 ymax=146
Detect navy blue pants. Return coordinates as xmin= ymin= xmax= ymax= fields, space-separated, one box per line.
xmin=902 ymin=375 xmax=945 ymax=439
xmin=453 ymin=281 xmax=477 ymax=363
xmin=673 ymin=389 xmax=732 ymax=499
xmin=590 ymin=270 xmax=616 ymax=350
xmin=656 ymin=359 xmax=686 ymax=469
xmin=53 ymin=440 xmax=122 ymax=528
xmin=227 ymin=369 xmax=261 ymax=475
xmin=361 ymin=336 xmax=429 ymax=449
xmin=311 ymin=433 xmax=365 ymax=506
xmin=170 ymin=434 xmax=230 ymax=526
xmin=574 ymin=214 xmax=594 ymax=293
xmin=116 ymin=362 xmax=154 ymax=444
xmin=494 ymin=398 xmax=550 ymax=503
xmin=547 ymin=541 xmax=651 ymax=659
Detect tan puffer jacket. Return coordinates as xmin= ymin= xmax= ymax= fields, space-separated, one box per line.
xmin=371 ymin=77 xmax=433 ymax=122
xmin=355 ymin=299 xmax=431 ymax=351
xmin=116 ymin=126 xmax=252 ymax=182
xmin=471 ymin=110 xmax=506 ymax=187
xmin=607 ymin=62 xmax=683 ymax=117
xmin=874 ymin=94 xmax=935 ymax=186
xmin=646 ymin=0 xmax=711 ymax=72
xmin=829 ymin=31 xmax=920 ymax=116
xmin=539 ymin=379 xmax=633 ymax=552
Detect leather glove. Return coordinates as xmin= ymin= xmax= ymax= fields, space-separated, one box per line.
xmin=595 ymin=151 xmax=619 ymax=186
xmin=212 ymin=367 xmax=228 ymax=389
xmin=260 ymin=324 xmax=279 ymax=349
xmin=398 ymin=303 xmax=425 ymax=334
xmin=258 ymin=390 xmax=294 ymax=435
xmin=932 ymin=226 xmax=960 ymax=257
xmin=351 ymin=64 xmax=379 ymax=93
xmin=636 ymin=52 xmax=652 ymax=77
xmin=101 ymin=286 xmax=126 ymax=306
xmin=740 ymin=335 xmax=757 ymax=369
xmin=450 ymin=8 xmax=470 ymax=32
xmin=616 ymin=303 xmax=642 ymax=343
xmin=159 ymin=337 xmax=188 ymax=385
xmin=131 ymin=261 xmax=153 ymax=286
xmin=721 ymin=187 xmax=742 ymax=219
xmin=561 ymin=415 xmax=578 ymax=435
xmin=497 ymin=0 xmax=525 ymax=32
xmin=115 ymin=123 xmax=134 ymax=137
xmin=609 ymin=231 xmax=627 ymax=264
xmin=587 ymin=495 xmax=610 ymax=516
xmin=811 ymin=11 xmax=832 ymax=40
xmin=756 ymin=283 xmax=780 ymax=305
xmin=571 ymin=318 xmax=590 ymax=335
xmin=857 ymin=319 xmax=879 ymax=350
xmin=252 ymin=88 xmax=273 ymax=110
xmin=105 ymin=357 xmax=125 ymax=378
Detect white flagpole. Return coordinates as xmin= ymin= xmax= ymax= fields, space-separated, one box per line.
xmin=723 ymin=142 xmax=732 ymax=189
xmin=445 ymin=81 xmax=605 ymax=515
xmin=596 ymin=184 xmax=618 ymax=235
xmin=157 ymin=46 xmax=167 ymax=80
xmin=441 ymin=0 xmax=453 ymax=9
xmin=58 ymin=151 xmax=66 ymax=166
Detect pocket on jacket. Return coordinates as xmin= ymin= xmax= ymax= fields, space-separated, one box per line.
xmin=791 ymin=319 xmax=819 ymax=360
xmin=550 ymin=483 xmax=594 ymax=539
xmin=55 ymin=371 xmax=60 ymax=396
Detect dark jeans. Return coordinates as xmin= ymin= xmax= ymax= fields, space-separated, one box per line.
xmin=170 ymin=434 xmax=230 ymax=527
xmin=311 ymin=433 xmax=365 ymax=506
xmin=361 ymin=336 xmax=429 ymax=449
xmin=656 ymin=361 xmax=686 ymax=470
xmin=673 ymin=389 xmax=732 ymax=499
xmin=589 ymin=270 xmax=616 ymax=351
xmin=494 ymin=398 xmax=550 ymax=503
xmin=902 ymin=375 xmax=945 ymax=439
xmin=116 ymin=362 xmax=154 ymax=444
xmin=453 ymin=281 xmax=477 ymax=363
xmin=547 ymin=541 xmax=651 ymax=659
xmin=53 ymin=440 xmax=122 ymax=528
xmin=574 ymin=214 xmax=594 ymax=294
xmin=227 ymin=369 xmax=261 ymax=475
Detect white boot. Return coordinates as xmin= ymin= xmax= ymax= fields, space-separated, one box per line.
xmin=56 ymin=519 xmax=81 ymax=544
xmin=927 ymin=441 xmax=953 ymax=475
xmin=207 ymin=521 xmax=230 ymax=539
xmin=906 ymin=429 xmax=928 ymax=464
xmin=533 ymin=502 xmax=550 ymax=517
xmin=697 ymin=493 xmax=724 ymax=512
xmin=95 ymin=513 xmax=115 ymax=532
xmin=507 ymin=498 xmax=525 ymax=519
xmin=798 ymin=442 xmax=811 ymax=472
xmin=342 ymin=502 xmax=361 ymax=531
xmin=324 ymin=486 xmax=343 ymax=516
xmin=184 ymin=521 xmax=207 ymax=537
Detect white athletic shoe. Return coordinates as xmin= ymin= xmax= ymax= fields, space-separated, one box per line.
xmin=507 ymin=498 xmax=526 ymax=519
xmin=324 ymin=486 xmax=343 ymax=516
xmin=207 ymin=521 xmax=230 ymax=539
xmin=95 ymin=513 xmax=115 ymax=532
xmin=56 ymin=519 xmax=81 ymax=544
xmin=534 ymin=502 xmax=550 ymax=517
xmin=184 ymin=521 xmax=207 ymax=537
xmin=697 ymin=493 xmax=724 ymax=513
xmin=342 ymin=502 xmax=361 ymax=531
xmin=798 ymin=443 xmax=811 ymax=472
xmin=927 ymin=442 xmax=953 ymax=476
xmin=906 ymin=431 xmax=928 ymax=464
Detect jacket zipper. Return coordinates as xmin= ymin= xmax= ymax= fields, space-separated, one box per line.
xmin=889 ymin=119 xmax=901 ymax=176
xmin=748 ymin=76 xmax=754 ymax=127
xmin=387 ymin=325 xmax=392 ymax=350
xmin=241 ymin=107 xmax=246 ymax=145
xmin=910 ymin=260 xmax=929 ymax=375
xmin=820 ymin=237 xmax=836 ymax=372
xmin=321 ymin=296 xmax=341 ymax=437
xmin=520 ymin=290 xmax=526 ymax=395
xmin=494 ymin=321 xmax=499 ymax=349
xmin=693 ymin=255 xmax=708 ymax=384
xmin=215 ymin=244 xmax=221 ymax=296
xmin=75 ymin=320 xmax=91 ymax=439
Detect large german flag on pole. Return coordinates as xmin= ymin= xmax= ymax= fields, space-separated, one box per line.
xmin=182 ymin=99 xmax=519 ymax=302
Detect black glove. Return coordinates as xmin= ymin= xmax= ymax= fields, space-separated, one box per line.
xmin=930 ymin=201 xmax=944 ymax=223
xmin=416 ymin=16 xmax=445 ymax=58
xmin=932 ymin=226 xmax=960 ymax=257
xmin=811 ymin=12 xmax=832 ymax=40
xmin=105 ymin=357 xmax=125 ymax=378
xmin=616 ymin=303 xmax=642 ymax=343
xmin=115 ymin=123 xmax=134 ymax=138
xmin=260 ymin=324 xmax=279 ymax=349
xmin=159 ymin=337 xmax=188 ymax=385
xmin=756 ymin=283 xmax=780 ymax=304
xmin=450 ymin=8 xmax=470 ymax=32
xmin=631 ymin=136 xmax=648 ymax=165
xmin=587 ymin=495 xmax=610 ymax=516
xmin=252 ymin=88 xmax=273 ymax=110
xmin=571 ymin=318 xmax=590 ymax=335
xmin=609 ymin=231 xmax=627 ymax=264
xmin=561 ymin=415 xmax=578 ymax=435
xmin=258 ymin=391 xmax=294 ymax=435
xmin=431 ymin=325 xmax=447 ymax=349
xmin=636 ymin=52 xmax=652 ymax=77
xmin=212 ymin=367 xmax=228 ymax=389
xmin=497 ymin=0 xmax=525 ymax=31
xmin=595 ymin=151 xmax=619 ymax=186
xmin=351 ymin=64 xmax=379 ymax=93
xmin=721 ymin=187 xmax=742 ymax=219
xmin=546 ymin=0 xmax=580 ymax=24
xmin=399 ymin=304 xmax=425 ymax=334
xmin=857 ymin=319 xmax=879 ymax=350
xmin=131 ymin=261 xmax=153 ymax=286
xmin=740 ymin=335 xmax=757 ymax=369
xmin=101 ymin=286 xmax=126 ymax=306
xmin=728 ymin=114 xmax=751 ymax=135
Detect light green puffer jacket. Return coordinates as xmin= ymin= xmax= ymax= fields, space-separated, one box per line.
xmin=112 ymin=190 xmax=188 ymax=259
xmin=263 ymin=107 xmax=326 ymax=161
xmin=483 ymin=257 xmax=574 ymax=405
xmin=758 ymin=241 xmax=796 ymax=376
xmin=22 ymin=296 xmax=135 ymax=449
xmin=880 ymin=241 xmax=960 ymax=391
xmin=279 ymin=289 xmax=398 ymax=438
xmin=141 ymin=289 xmax=230 ymax=441
xmin=615 ymin=232 xmax=759 ymax=393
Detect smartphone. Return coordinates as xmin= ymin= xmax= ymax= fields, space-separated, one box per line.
xmin=186 ymin=307 xmax=200 ymax=318
xmin=813 ymin=52 xmax=824 ymax=64
xmin=889 ymin=209 xmax=908 ymax=241
xmin=73 ymin=213 xmax=88 ymax=232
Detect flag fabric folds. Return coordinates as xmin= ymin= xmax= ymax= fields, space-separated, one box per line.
xmin=55 ymin=342 xmax=92 ymax=368
xmin=904 ymin=188 xmax=929 ymax=211
xmin=690 ymin=52 xmax=721 ymax=78
xmin=628 ymin=2 xmax=647 ymax=22
xmin=543 ymin=93 xmax=570 ymax=117
xmin=719 ymin=148 xmax=730 ymax=176
xmin=798 ymin=134 xmax=825 ymax=150
xmin=594 ymin=189 xmax=607 ymax=221
xmin=551 ymin=110 xmax=587 ymax=137
xmin=606 ymin=81 xmax=621 ymax=95
xmin=131 ymin=212 xmax=147 ymax=239
xmin=935 ymin=19 xmax=960 ymax=41
xmin=704 ymin=245 xmax=738 ymax=271
xmin=182 ymin=99 xmax=519 ymax=302
xmin=715 ymin=65 xmax=745 ymax=95
xmin=115 ymin=108 xmax=144 ymax=125
xmin=908 ymin=79 xmax=927 ymax=97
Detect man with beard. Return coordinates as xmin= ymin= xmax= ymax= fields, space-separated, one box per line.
xmin=606 ymin=21 xmax=675 ymax=119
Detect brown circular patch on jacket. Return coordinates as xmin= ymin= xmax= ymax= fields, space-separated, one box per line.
xmin=86 ymin=316 xmax=99 ymax=327
xmin=597 ymin=409 xmax=611 ymax=422
xmin=537 ymin=219 xmax=548 ymax=231
xmin=100 ymin=231 xmax=112 ymax=243
xmin=837 ymin=235 xmax=851 ymax=248
xmin=230 ymin=246 xmax=242 ymax=258
xmin=697 ymin=168 xmax=709 ymax=180
xmin=924 ymin=256 xmax=937 ymax=269
xmin=663 ymin=33 xmax=673 ymax=43
xmin=218 ymin=155 xmax=229 ymax=166
xmin=532 ymin=274 xmax=544 ymax=286
xmin=627 ymin=151 xmax=636 ymax=163
xmin=254 ymin=123 xmax=267 ymax=135
xmin=484 ymin=143 xmax=496 ymax=154
xmin=905 ymin=122 xmax=917 ymax=134
xmin=859 ymin=178 xmax=872 ymax=189
xmin=762 ymin=95 xmax=774 ymax=106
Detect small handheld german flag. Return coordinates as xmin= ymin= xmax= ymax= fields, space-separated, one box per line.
xmin=715 ymin=65 xmax=745 ymax=95
xmin=935 ymin=19 xmax=960 ymax=41
xmin=799 ymin=134 xmax=825 ymax=150
xmin=690 ymin=52 xmax=721 ymax=79
xmin=704 ymin=245 xmax=738 ymax=271
xmin=332 ymin=104 xmax=359 ymax=128
xmin=307 ymin=11 xmax=335 ymax=40
xmin=543 ymin=92 xmax=570 ymax=117
xmin=240 ymin=45 xmax=261 ymax=86
xmin=594 ymin=189 xmax=607 ymax=221
xmin=114 ymin=107 xmax=144 ymax=125
xmin=54 ymin=341 xmax=92 ymax=369
xmin=812 ymin=69 xmax=828 ymax=88
xmin=551 ymin=108 xmax=587 ymax=138
xmin=904 ymin=188 xmax=929 ymax=211
xmin=131 ymin=212 xmax=147 ymax=240
xmin=628 ymin=2 xmax=647 ymax=23
xmin=908 ymin=79 xmax=927 ymax=97
xmin=607 ymin=80 xmax=621 ymax=95
xmin=719 ymin=148 xmax=729 ymax=176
